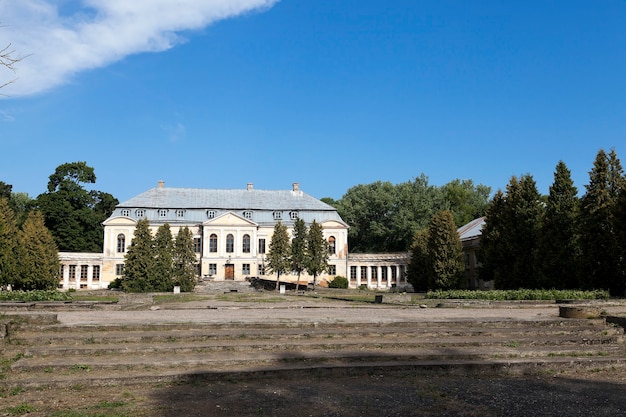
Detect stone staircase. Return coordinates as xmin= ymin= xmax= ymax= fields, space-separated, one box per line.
xmin=2 ymin=315 xmax=625 ymax=389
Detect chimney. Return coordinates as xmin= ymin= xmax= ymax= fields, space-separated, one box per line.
xmin=292 ymin=182 xmax=300 ymax=192
xmin=247 ymin=183 xmax=253 ymax=191
xmin=158 ymin=180 xmax=165 ymax=188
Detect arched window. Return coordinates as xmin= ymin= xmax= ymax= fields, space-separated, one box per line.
xmin=117 ymin=234 xmax=126 ymax=253
xmin=328 ymin=236 xmax=336 ymax=254
xmin=226 ymin=234 xmax=234 ymax=253
xmin=209 ymin=234 xmax=218 ymax=253
xmin=242 ymin=234 xmax=251 ymax=253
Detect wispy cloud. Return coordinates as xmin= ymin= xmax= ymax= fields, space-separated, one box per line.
xmin=164 ymin=122 xmax=186 ymax=143
xmin=0 ymin=0 xmax=278 ymax=98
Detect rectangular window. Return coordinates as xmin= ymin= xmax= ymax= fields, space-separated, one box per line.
xmin=69 ymin=265 xmax=76 ymax=279
xmin=159 ymin=209 xmax=168 ymax=217
xmin=350 ymin=266 xmax=357 ymax=281
xmin=360 ymin=266 xmax=368 ymax=281
xmin=136 ymin=209 xmax=145 ymax=218
xmin=207 ymin=210 xmax=216 ymax=219
xmin=121 ymin=209 xmax=130 ymax=216
xmin=258 ymin=265 xmax=265 ymax=276
xmin=115 ymin=264 xmax=124 ymax=276
xmin=93 ymin=266 xmax=100 ymax=281
xmin=290 ymin=211 xmax=298 ymax=220
xmin=242 ymin=264 xmax=250 ymax=275
xmin=381 ymin=267 xmax=387 ymax=281
xmin=195 ymin=263 xmax=201 ymax=276
xmin=258 ymin=238 xmax=266 ymax=254
xmin=80 ymin=265 xmax=88 ymax=281
xmin=328 ymin=265 xmax=336 ymax=275
xmin=208 ymin=264 xmax=217 ymax=276
xmin=176 ymin=209 xmax=185 ymax=217
xmin=243 ymin=211 xmax=252 ymax=219
xmin=371 ymin=266 xmax=377 ymax=281
xmin=273 ymin=211 xmax=282 ymax=220
xmin=391 ymin=266 xmax=397 ymax=282
xmin=193 ymin=238 xmax=202 ymax=253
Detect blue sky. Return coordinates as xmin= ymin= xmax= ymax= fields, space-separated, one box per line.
xmin=1 ymin=0 xmax=625 ymax=203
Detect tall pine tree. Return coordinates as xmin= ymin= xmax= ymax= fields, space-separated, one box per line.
xmin=579 ymin=149 xmax=625 ymax=294
xmin=538 ymin=161 xmax=580 ymax=289
xmin=305 ymin=220 xmax=329 ymax=287
xmin=290 ymin=218 xmax=308 ymax=291
xmin=152 ymin=223 xmax=174 ymax=292
xmin=426 ymin=210 xmax=464 ymax=290
xmin=478 ymin=190 xmax=507 ymax=286
xmin=123 ymin=218 xmax=154 ymax=293
xmin=15 ymin=211 xmax=60 ymax=290
xmin=407 ymin=228 xmax=429 ymax=292
xmin=0 ymin=198 xmax=18 ymax=288
xmin=173 ymin=226 xmax=197 ymax=292
xmin=266 ymin=221 xmax=291 ymax=291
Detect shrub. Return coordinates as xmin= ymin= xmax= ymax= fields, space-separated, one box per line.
xmin=328 ymin=276 xmax=349 ymax=289
xmin=425 ymin=289 xmax=610 ymax=301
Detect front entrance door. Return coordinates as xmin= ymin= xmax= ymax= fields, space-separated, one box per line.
xmin=225 ymin=264 xmax=234 ymax=280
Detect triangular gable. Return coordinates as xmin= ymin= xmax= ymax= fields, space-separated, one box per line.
xmin=102 ymin=216 xmax=138 ymax=227
xmin=204 ymin=212 xmax=258 ymax=227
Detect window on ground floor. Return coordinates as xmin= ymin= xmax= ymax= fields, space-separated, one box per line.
xmin=93 ymin=266 xmax=100 ymax=282
xmin=80 ymin=265 xmax=88 ymax=281
xmin=360 ymin=266 xmax=367 ymax=281
xmin=370 ymin=266 xmax=377 ymax=281
xmin=258 ymin=265 xmax=265 ymax=276
xmin=350 ymin=266 xmax=357 ymax=281
xmin=208 ymin=263 xmax=217 ymax=276
xmin=328 ymin=265 xmax=336 ymax=275
xmin=69 ymin=265 xmax=76 ymax=279
xmin=242 ymin=264 xmax=250 ymax=275
xmin=115 ymin=264 xmax=124 ymax=276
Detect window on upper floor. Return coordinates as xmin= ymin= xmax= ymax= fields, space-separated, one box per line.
xmin=226 ymin=234 xmax=234 ymax=253
xmin=193 ymin=238 xmax=202 ymax=253
xmin=207 ymin=210 xmax=216 ymax=219
xmin=290 ymin=211 xmax=298 ymax=220
xmin=176 ymin=209 xmax=185 ymax=218
xmin=209 ymin=234 xmax=218 ymax=253
xmin=136 ymin=209 xmax=145 ymax=218
xmin=242 ymin=234 xmax=251 ymax=253
xmin=117 ymin=234 xmax=126 ymax=253
xmin=159 ymin=209 xmax=168 ymax=217
xmin=243 ymin=211 xmax=253 ymax=219
xmin=258 ymin=238 xmax=266 ymax=254
xmin=121 ymin=209 xmax=130 ymax=217
xmin=328 ymin=236 xmax=336 ymax=254
xmin=273 ymin=211 xmax=282 ymax=220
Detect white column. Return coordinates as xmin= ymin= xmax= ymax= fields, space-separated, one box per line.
xmin=63 ymin=265 xmax=69 ymax=289
xmin=87 ymin=265 xmax=93 ymax=289
xmin=367 ymin=266 xmax=372 ymax=288
xmin=377 ymin=266 xmax=382 ymax=288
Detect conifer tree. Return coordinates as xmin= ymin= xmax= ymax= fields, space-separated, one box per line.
xmin=15 ymin=211 xmax=60 ymax=290
xmin=152 ymin=223 xmax=174 ymax=292
xmin=266 ymin=221 xmax=291 ymax=291
xmin=579 ymin=149 xmax=625 ymax=294
xmin=0 ymin=198 xmax=18 ymax=288
xmin=123 ymin=218 xmax=154 ymax=292
xmin=305 ymin=220 xmax=329 ymax=287
xmin=538 ymin=161 xmax=580 ymax=289
xmin=290 ymin=218 xmax=308 ymax=291
xmin=173 ymin=226 xmax=197 ymax=292
xmin=426 ymin=210 xmax=464 ymax=290
xmin=407 ymin=228 xmax=430 ymax=292
xmin=478 ymin=190 xmax=508 ymax=287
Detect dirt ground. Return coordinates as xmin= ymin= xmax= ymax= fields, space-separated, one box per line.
xmin=4 ymin=366 xmax=626 ymax=417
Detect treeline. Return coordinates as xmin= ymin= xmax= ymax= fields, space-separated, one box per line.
xmin=481 ymin=149 xmax=626 ymax=296
xmin=0 ymin=161 xmax=118 ymax=253
xmin=325 ymin=175 xmax=491 ymax=253
xmin=114 ymin=219 xmax=197 ymax=293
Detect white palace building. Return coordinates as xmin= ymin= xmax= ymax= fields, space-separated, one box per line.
xmin=59 ymin=182 xmax=411 ymax=291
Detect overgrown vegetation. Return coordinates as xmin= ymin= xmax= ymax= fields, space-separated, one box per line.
xmin=0 ymin=290 xmax=71 ymax=302
xmin=425 ymin=289 xmax=610 ymax=301
xmin=328 ymin=276 xmax=349 ymax=289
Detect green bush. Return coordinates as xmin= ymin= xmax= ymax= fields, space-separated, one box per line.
xmin=328 ymin=276 xmax=349 ymax=289
xmin=425 ymin=289 xmax=610 ymax=301
xmin=0 ymin=290 xmax=72 ymax=302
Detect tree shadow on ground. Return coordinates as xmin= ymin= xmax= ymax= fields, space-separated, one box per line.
xmin=149 ymin=356 xmax=626 ymax=417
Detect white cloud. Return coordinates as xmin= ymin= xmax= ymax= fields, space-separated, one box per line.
xmin=0 ymin=0 xmax=278 ymax=97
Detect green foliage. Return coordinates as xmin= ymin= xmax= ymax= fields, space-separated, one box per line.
xmin=122 ymin=219 xmax=154 ymax=293
xmin=328 ymin=275 xmax=349 ymax=289
xmin=0 ymin=290 xmax=71 ymax=301
xmin=290 ymin=218 xmax=308 ymax=290
xmin=579 ymin=149 xmax=625 ymax=295
xmin=407 ymin=228 xmax=429 ymax=291
xmin=35 ymin=161 xmax=118 ymax=252
xmin=173 ymin=227 xmax=197 ymax=292
xmin=426 ymin=289 xmax=610 ymax=301
xmin=151 ymin=223 xmax=174 ymax=292
xmin=426 ymin=210 xmax=464 ymax=290
xmin=305 ymin=220 xmax=329 ymax=286
xmin=333 ymin=175 xmax=490 ymax=253
xmin=0 ymin=198 xmax=18 ymax=288
xmin=266 ymin=221 xmax=291 ymax=290
xmin=15 ymin=211 xmax=60 ymax=290
xmin=537 ymin=161 xmax=580 ymax=289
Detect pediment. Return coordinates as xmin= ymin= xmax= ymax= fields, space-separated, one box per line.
xmin=204 ymin=212 xmax=258 ymax=227
xmin=320 ymin=219 xmax=349 ymax=229
xmin=102 ymin=216 xmax=138 ymax=227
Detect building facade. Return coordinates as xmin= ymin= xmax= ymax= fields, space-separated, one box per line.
xmin=57 ymin=181 xmax=412 ymax=291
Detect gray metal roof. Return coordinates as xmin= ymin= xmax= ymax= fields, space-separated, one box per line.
xmin=457 ymin=217 xmax=485 ymax=241
xmin=117 ymin=186 xmax=336 ymax=211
